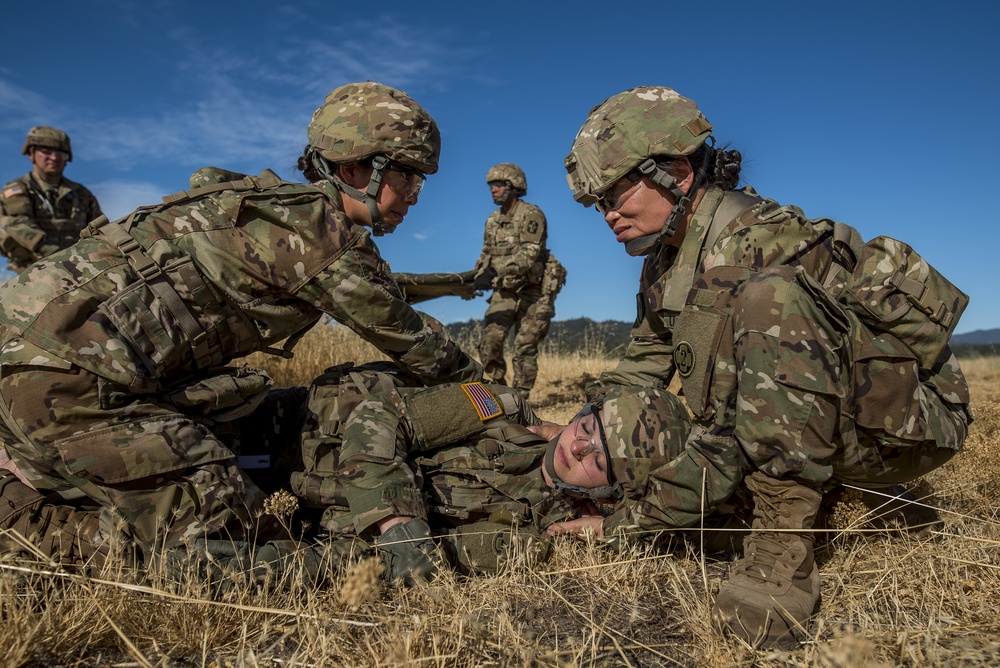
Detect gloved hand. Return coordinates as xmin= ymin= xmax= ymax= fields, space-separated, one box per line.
xmin=472 ymin=267 xmax=497 ymax=291
xmin=251 ymin=539 xmax=335 ymax=588
xmin=440 ymin=521 xmax=553 ymax=575
xmin=374 ymin=518 xmax=439 ymax=586
xmin=159 ymin=538 xmax=253 ymax=592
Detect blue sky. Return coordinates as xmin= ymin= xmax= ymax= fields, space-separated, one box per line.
xmin=2 ymin=0 xmax=997 ymax=334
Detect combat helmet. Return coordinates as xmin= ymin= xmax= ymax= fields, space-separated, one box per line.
xmin=486 ymin=163 xmax=527 ymax=197
xmin=306 ymin=81 xmax=440 ymax=235
xmin=543 ymin=385 xmax=689 ymax=501
xmin=564 ymin=86 xmax=714 ymax=255
xmin=22 ymin=126 xmax=72 ymax=161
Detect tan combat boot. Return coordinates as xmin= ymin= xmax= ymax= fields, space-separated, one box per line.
xmin=0 ymin=469 xmax=110 ymax=568
xmin=712 ymin=471 xmax=822 ymax=650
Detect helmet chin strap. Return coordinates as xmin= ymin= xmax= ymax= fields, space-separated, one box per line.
xmin=623 ymin=146 xmax=715 ymax=257
xmin=312 ymin=151 xmax=393 ymax=236
xmin=542 ymin=435 xmax=623 ymax=502
xmin=496 ymin=181 xmax=513 ymax=205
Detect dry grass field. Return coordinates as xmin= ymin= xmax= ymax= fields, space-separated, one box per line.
xmin=1 ymin=323 xmax=998 ymax=667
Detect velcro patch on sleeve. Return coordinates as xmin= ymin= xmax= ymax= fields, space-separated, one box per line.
xmin=461 ymin=382 xmax=503 ymax=421
xmin=2 ymin=184 xmax=24 ymax=199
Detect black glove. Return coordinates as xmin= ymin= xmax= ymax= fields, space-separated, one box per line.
xmin=374 ymin=518 xmax=439 ymax=586
xmin=472 ymin=267 xmax=497 ymax=291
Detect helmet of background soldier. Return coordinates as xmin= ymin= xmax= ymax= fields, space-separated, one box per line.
xmin=485 ymin=163 xmax=527 ymax=196
xmin=21 ymin=126 xmax=73 ymax=161
xmin=564 ymin=86 xmax=712 ymax=207
xmin=307 ymin=81 xmax=441 ymax=174
xmin=600 ymin=385 xmax=689 ymax=500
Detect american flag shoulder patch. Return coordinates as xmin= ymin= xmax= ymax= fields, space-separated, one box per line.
xmin=461 ymin=382 xmax=503 ymax=421
xmin=2 ymin=184 xmax=24 ymax=199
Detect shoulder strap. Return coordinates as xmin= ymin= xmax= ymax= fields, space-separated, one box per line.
xmin=160 ymin=169 xmax=286 ymax=205
xmin=703 ymin=188 xmax=762 ymax=253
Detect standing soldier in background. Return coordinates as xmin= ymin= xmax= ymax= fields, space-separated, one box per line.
xmin=0 ymin=126 xmax=102 ymax=273
xmin=473 ymin=163 xmax=566 ymax=400
xmin=0 ymin=82 xmax=481 ymax=578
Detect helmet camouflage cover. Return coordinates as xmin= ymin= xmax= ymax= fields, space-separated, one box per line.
xmin=307 ymin=81 xmax=441 ymax=174
xmin=22 ymin=126 xmax=73 ymax=161
xmin=486 ymin=162 xmax=527 ymax=195
xmin=600 ymin=385 xmax=689 ymax=500
xmin=564 ymin=86 xmax=712 ymax=206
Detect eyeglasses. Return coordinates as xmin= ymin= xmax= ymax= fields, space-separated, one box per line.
xmin=384 ymin=162 xmax=426 ymax=198
xmin=594 ymin=170 xmax=643 ymax=215
xmin=571 ymin=403 xmax=609 ymax=461
xmin=33 ymin=147 xmax=68 ymax=158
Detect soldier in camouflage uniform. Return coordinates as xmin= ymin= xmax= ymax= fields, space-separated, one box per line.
xmin=473 ymin=164 xmax=566 ymax=399
xmin=0 ymin=82 xmax=482 ymax=577
xmin=0 ymin=127 xmax=102 ymax=273
xmin=291 ymin=362 xmax=694 ymax=584
xmin=553 ymin=86 xmax=972 ymax=649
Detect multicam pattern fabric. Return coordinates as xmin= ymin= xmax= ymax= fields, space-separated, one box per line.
xmin=474 ymin=200 xmax=563 ymax=394
xmin=485 ymin=163 xmax=527 ymax=194
xmin=307 ymin=82 xmax=440 ymax=174
xmin=599 ymin=385 xmax=690 ymax=500
xmin=564 ymin=86 xmax=713 ymax=206
xmin=0 ymin=172 xmax=102 ymax=272
xmin=0 ymin=167 xmax=480 ymax=551
xmin=295 ymin=372 xmax=576 ymax=538
xmin=597 ymin=186 xmax=972 ymax=537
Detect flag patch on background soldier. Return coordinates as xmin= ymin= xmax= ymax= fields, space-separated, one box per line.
xmin=461 ymin=382 xmax=502 ymax=421
xmin=2 ymin=185 xmax=24 ymax=199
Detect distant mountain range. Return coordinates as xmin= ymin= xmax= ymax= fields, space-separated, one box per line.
xmin=445 ymin=319 xmax=1000 ymax=357
xmin=952 ymin=329 xmax=1000 ymax=345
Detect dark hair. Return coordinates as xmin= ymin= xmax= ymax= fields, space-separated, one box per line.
xmin=296 ymin=146 xmax=326 ymax=184
xmin=661 ymin=144 xmax=743 ymax=191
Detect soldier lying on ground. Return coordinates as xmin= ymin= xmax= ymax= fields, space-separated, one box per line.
xmin=283 ymin=361 xmax=732 ymax=585
xmin=1 ymin=360 xmax=733 ymax=588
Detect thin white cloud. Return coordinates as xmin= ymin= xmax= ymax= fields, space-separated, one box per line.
xmin=1 ymin=17 xmax=480 ymax=178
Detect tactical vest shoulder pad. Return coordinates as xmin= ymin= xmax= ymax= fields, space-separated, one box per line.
xmin=160 ymin=168 xmax=288 ymax=205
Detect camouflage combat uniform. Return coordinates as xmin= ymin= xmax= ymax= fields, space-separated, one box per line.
xmin=595 ymin=185 xmax=972 ymax=537
xmin=475 ymin=199 xmax=565 ymax=396
xmin=0 ymin=172 xmax=102 ymax=272
xmin=292 ymin=366 xmax=578 ymax=538
xmin=0 ymin=167 xmax=481 ymax=553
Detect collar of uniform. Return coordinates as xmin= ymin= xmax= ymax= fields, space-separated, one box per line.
xmin=656 ymin=186 xmax=727 ymax=314
xmin=314 ymin=178 xmax=344 ymax=206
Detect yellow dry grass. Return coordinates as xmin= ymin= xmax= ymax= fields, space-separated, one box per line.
xmin=2 ymin=328 xmax=999 ymax=667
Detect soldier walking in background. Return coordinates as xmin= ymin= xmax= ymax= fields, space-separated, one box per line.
xmin=0 ymin=126 xmax=102 ymax=273
xmin=552 ymin=86 xmax=972 ymax=649
xmin=473 ymin=163 xmax=565 ymax=400
xmin=0 ymin=82 xmax=481 ymax=576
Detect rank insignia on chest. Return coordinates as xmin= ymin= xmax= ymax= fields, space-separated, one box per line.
xmin=2 ymin=185 xmax=24 ymax=199
xmin=461 ymin=382 xmax=503 ymax=421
